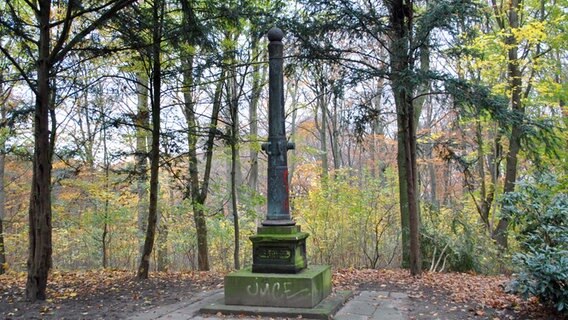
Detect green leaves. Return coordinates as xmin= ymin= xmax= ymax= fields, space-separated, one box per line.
xmin=503 ymin=173 xmax=568 ymax=313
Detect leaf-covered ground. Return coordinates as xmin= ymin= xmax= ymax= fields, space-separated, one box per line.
xmin=333 ymin=268 xmax=564 ymax=320
xmin=0 ymin=269 xmax=564 ymax=319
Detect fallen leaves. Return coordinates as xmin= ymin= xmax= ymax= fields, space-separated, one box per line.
xmin=0 ymin=269 xmax=223 ymax=319
xmin=333 ymin=268 xmax=558 ymax=319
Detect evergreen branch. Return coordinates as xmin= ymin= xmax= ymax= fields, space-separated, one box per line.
xmin=51 ymin=0 xmax=136 ymax=64
xmin=0 ymin=45 xmax=37 ymax=94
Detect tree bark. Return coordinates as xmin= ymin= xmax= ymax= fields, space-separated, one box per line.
xmin=247 ymin=34 xmax=263 ymax=192
xmin=135 ymin=72 xmax=150 ymax=260
xmin=102 ymin=113 xmax=111 ymax=269
xmin=0 ymin=97 xmax=6 ymax=275
xmin=493 ymin=0 xmax=522 ymax=250
xmin=182 ymin=65 xmax=225 ymax=272
xmin=230 ymin=78 xmax=240 ymax=270
xmin=137 ymin=0 xmax=162 ymax=279
xmin=557 ymin=50 xmax=566 ymax=120
xmin=26 ymin=0 xmax=53 ymax=301
xmin=330 ymin=91 xmax=342 ymax=170
xmin=288 ymin=78 xmax=300 ymax=186
xmin=156 ymin=207 xmax=168 ymax=272
xmin=388 ymin=0 xmax=422 ymax=275
xmin=315 ymin=75 xmax=329 ymax=178
xmin=157 ymin=181 xmax=174 ymax=272
xmin=182 ymin=53 xmax=209 ymax=271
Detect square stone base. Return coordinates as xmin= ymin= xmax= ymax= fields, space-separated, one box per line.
xmin=250 ymin=225 xmax=309 ymax=273
xmin=224 ymin=265 xmax=332 ymax=308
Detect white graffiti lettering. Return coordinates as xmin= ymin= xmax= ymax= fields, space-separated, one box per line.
xmin=246 ymin=281 xmax=310 ymax=300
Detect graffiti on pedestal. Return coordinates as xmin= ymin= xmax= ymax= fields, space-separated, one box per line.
xmin=246 ymin=281 xmax=310 ymax=300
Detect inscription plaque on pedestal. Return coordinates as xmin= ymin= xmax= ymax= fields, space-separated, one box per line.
xmin=258 ymin=247 xmax=291 ymax=260
xmin=251 ymin=225 xmax=308 ymax=273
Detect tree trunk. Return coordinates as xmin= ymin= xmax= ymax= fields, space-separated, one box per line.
xmin=0 ymin=99 xmax=6 ymax=275
xmin=156 ymin=207 xmax=168 ymax=272
xmin=247 ymin=34 xmax=263 ymax=192
xmin=182 ymin=54 xmax=209 ymax=271
xmin=227 ymin=41 xmax=241 ymax=269
xmin=557 ymin=50 xmax=566 ymax=120
xmin=137 ymin=0 xmax=162 ymax=279
xmin=330 ymin=92 xmax=342 ymax=170
xmin=26 ymin=0 xmax=53 ymax=301
xmin=231 ymin=89 xmax=240 ymax=270
xmin=493 ymin=0 xmax=522 ymax=250
xmin=316 ymin=79 xmax=329 ymax=178
xmin=102 ymin=113 xmax=111 ymax=269
xmin=225 ymin=30 xmax=243 ymax=249
xmin=182 ymin=64 xmax=225 ymax=272
xmin=370 ymin=78 xmax=385 ymax=181
xmin=0 ymin=219 xmax=5 ymax=275
xmin=136 ymin=72 xmax=150 ymax=260
xmin=157 ymin=181 xmax=174 ymax=272
xmin=0 ymin=120 xmax=6 ymax=274
xmin=426 ymin=101 xmax=438 ymax=209
xmin=388 ymin=0 xmax=421 ymax=275
xmin=288 ymin=78 xmax=299 ymax=186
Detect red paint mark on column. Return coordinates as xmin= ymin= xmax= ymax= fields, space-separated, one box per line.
xmin=283 ymin=169 xmax=289 ymax=212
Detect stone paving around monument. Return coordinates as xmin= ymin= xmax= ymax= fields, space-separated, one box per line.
xmin=128 ymin=289 xmax=408 ymax=320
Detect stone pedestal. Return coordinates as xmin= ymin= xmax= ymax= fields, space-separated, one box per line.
xmin=250 ymin=225 xmax=308 ymax=273
xmin=224 ymin=265 xmax=332 ymax=308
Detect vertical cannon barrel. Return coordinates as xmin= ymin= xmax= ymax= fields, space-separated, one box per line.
xmin=262 ymin=27 xmax=295 ymax=226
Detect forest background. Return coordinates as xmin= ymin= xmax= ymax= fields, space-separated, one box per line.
xmin=0 ymin=0 xmax=566 ymax=312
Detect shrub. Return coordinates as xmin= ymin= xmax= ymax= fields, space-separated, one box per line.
xmin=503 ymin=173 xmax=568 ymax=313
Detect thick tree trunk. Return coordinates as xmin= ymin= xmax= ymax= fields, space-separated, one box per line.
xmin=388 ymin=0 xmax=421 ymax=275
xmin=26 ymin=0 xmax=53 ymax=301
xmin=138 ymin=0 xmax=162 ymax=279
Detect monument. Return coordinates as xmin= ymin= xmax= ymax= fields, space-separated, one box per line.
xmin=201 ymin=28 xmax=350 ymax=318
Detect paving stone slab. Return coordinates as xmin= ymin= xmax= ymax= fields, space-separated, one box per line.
xmin=335 ymin=291 xmax=408 ymax=320
xmin=337 ymin=300 xmax=378 ymax=316
xmin=127 ymin=290 xmax=222 ymax=320
xmin=200 ymin=290 xmax=352 ymax=319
